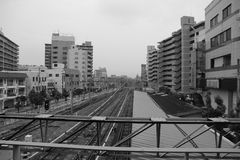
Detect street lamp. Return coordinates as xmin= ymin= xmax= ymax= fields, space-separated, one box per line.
xmin=190 ymin=25 xmax=197 ymax=91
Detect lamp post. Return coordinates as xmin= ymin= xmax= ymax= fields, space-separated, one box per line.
xmin=190 ymin=25 xmax=197 ymax=92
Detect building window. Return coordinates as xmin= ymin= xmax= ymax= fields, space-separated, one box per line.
xmin=223 ymin=4 xmax=231 ymax=20
xmin=75 ymin=57 xmax=78 ymax=60
xmin=56 ymin=74 xmax=59 ymax=77
xmin=75 ymin=52 xmax=78 ymax=55
xmin=63 ymin=47 xmax=68 ymax=50
xmin=36 ymin=77 xmax=38 ymax=82
xmin=33 ymin=77 xmax=35 ymax=82
xmin=53 ymin=52 xmax=58 ymax=54
xmin=63 ymin=52 xmax=67 ymax=55
xmin=75 ymin=61 xmax=78 ymax=64
xmin=75 ymin=66 xmax=78 ymax=69
xmin=66 ymin=74 xmax=69 ymax=77
xmin=49 ymin=74 xmax=52 ymax=77
xmin=210 ymin=15 xmax=218 ymax=28
xmin=76 ymin=74 xmax=79 ymax=77
xmin=54 ymin=64 xmax=57 ymax=67
xmin=53 ymin=56 xmax=58 ymax=59
xmin=53 ymin=46 xmax=58 ymax=49
xmin=210 ymin=54 xmax=231 ymax=68
xmin=211 ymin=28 xmax=231 ymax=48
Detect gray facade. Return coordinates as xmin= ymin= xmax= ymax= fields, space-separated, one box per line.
xmin=0 ymin=31 xmax=19 ymax=71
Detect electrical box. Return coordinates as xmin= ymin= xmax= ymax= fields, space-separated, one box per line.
xmin=25 ymin=135 xmax=32 ymax=142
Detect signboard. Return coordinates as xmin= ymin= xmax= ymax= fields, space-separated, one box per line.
xmin=206 ymin=79 xmax=219 ymax=88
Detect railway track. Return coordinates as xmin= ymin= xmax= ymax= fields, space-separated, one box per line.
xmin=0 ymin=91 xmax=113 ymax=141
xmin=29 ymin=87 xmax=132 ymax=160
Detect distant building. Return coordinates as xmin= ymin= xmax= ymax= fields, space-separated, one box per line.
xmin=47 ymin=63 xmax=80 ymax=93
xmin=147 ymin=46 xmax=158 ymax=90
xmin=93 ymin=67 xmax=107 ymax=90
xmin=45 ymin=44 xmax=52 ymax=69
xmin=44 ymin=33 xmax=75 ymax=68
xmin=15 ymin=65 xmax=48 ymax=95
xmin=67 ymin=45 xmax=86 ymax=81
xmin=141 ymin=64 xmax=147 ymax=87
xmin=0 ymin=30 xmax=19 ymax=71
xmin=0 ymin=71 xmax=27 ymax=110
xmin=76 ymin=41 xmax=93 ymax=80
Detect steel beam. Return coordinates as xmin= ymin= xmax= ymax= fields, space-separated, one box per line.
xmin=6 ymin=119 xmax=36 ymax=140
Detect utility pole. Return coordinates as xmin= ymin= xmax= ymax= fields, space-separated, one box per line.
xmin=237 ymin=59 xmax=240 ymax=108
xmin=70 ymin=74 xmax=73 ymax=115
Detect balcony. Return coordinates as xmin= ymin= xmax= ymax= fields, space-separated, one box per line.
xmin=0 ymin=82 xmax=3 ymax=87
xmin=18 ymin=82 xmax=25 ymax=86
xmin=7 ymin=92 xmax=16 ymax=97
xmin=7 ymin=82 xmax=14 ymax=86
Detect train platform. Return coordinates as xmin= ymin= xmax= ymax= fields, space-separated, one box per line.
xmin=131 ymin=90 xmax=239 ymax=160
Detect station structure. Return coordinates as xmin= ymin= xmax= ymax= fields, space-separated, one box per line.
xmin=0 ymin=91 xmax=240 ymax=160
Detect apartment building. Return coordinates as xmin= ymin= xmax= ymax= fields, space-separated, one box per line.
xmin=205 ymin=0 xmax=240 ymax=114
xmin=45 ymin=44 xmax=52 ymax=68
xmin=157 ymin=16 xmax=205 ymax=94
xmin=147 ymin=46 xmax=158 ymax=90
xmin=76 ymin=41 xmax=93 ymax=80
xmin=0 ymin=30 xmax=19 ymax=71
xmin=0 ymin=72 xmax=27 ymax=110
xmin=67 ymin=45 xmax=86 ymax=81
xmin=45 ymin=33 xmax=75 ymax=69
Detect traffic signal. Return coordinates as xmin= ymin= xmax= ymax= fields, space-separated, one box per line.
xmin=44 ymin=99 xmax=50 ymax=110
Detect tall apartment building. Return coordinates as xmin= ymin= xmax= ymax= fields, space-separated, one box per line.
xmin=67 ymin=42 xmax=93 ymax=89
xmin=147 ymin=46 xmax=158 ymax=89
xmin=0 ymin=30 xmax=19 ymax=71
xmin=205 ymin=0 xmax=240 ymax=114
xmin=44 ymin=33 xmax=75 ymax=68
xmin=45 ymin=44 xmax=52 ymax=68
xmin=157 ymin=16 xmax=205 ymax=94
xmin=77 ymin=41 xmax=93 ymax=79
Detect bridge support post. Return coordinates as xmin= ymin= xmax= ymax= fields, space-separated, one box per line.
xmin=156 ymin=123 xmax=161 ymax=157
xmin=39 ymin=120 xmax=44 ymax=142
xmin=45 ymin=120 xmax=48 ymax=142
xmin=13 ymin=145 xmax=21 ymax=160
xmin=97 ymin=122 xmax=101 ymax=146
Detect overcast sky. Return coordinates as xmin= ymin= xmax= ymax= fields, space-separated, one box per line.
xmin=1 ymin=0 xmax=212 ymax=78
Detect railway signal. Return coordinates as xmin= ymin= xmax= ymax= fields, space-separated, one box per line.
xmin=44 ymin=99 xmax=50 ymax=110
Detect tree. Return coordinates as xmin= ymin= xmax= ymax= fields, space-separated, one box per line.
xmin=202 ymin=92 xmax=226 ymax=118
xmin=28 ymin=89 xmax=36 ymax=106
xmin=40 ymin=89 xmax=48 ymax=99
xmin=28 ymin=89 xmax=45 ymax=110
xmin=62 ymin=88 xmax=69 ymax=101
xmin=214 ymin=95 xmax=226 ymax=117
xmin=54 ymin=89 xmax=62 ymax=103
xmin=20 ymin=95 xmax=27 ymax=106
